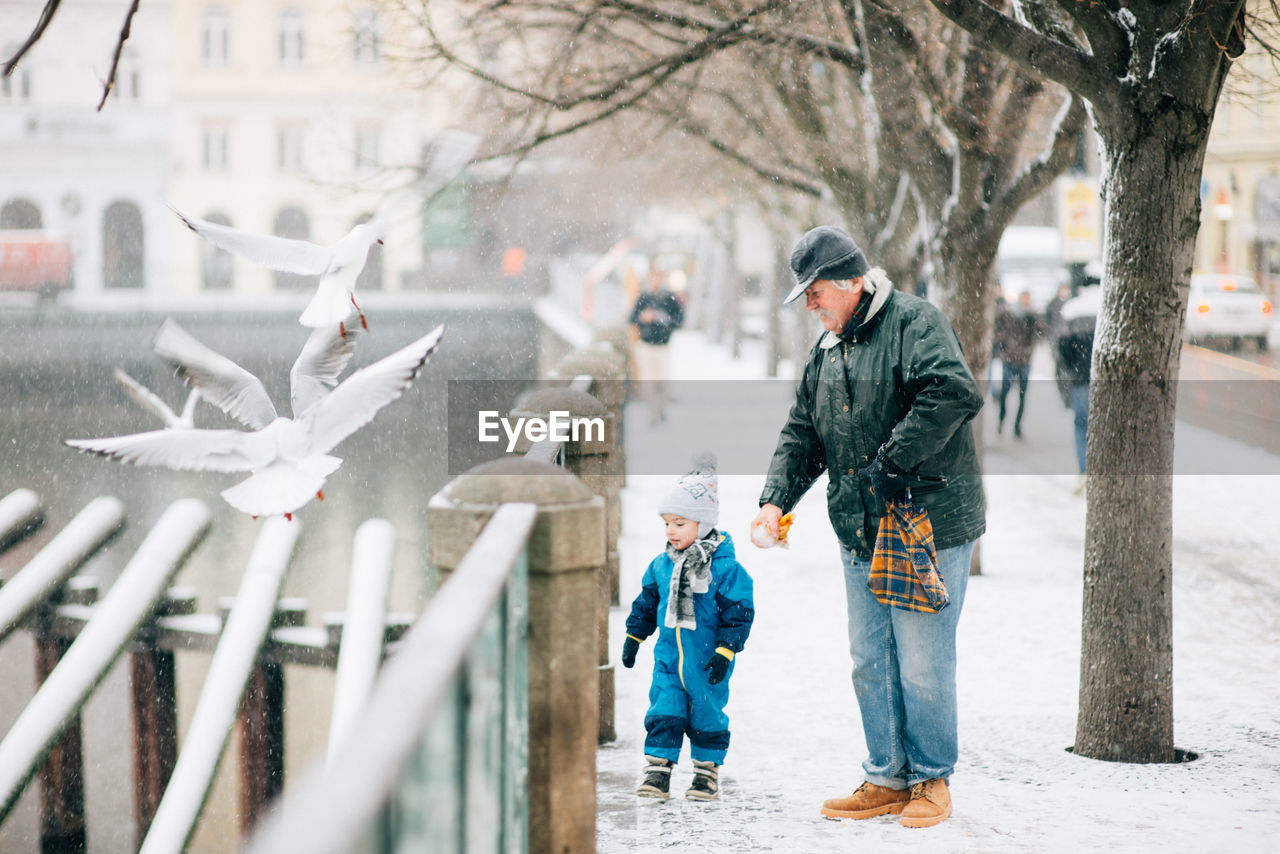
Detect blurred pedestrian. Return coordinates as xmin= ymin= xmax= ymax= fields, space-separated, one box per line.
xmin=629 ymin=267 xmax=684 ymax=424
xmin=1045 ymin=283 xmax=1071 ymax=333
xmin=751 ymin=225 xmax=985 ymax=828
xmin=1054 ymin=288 xmax=1098 ymax=493
xmin=987 ymin=283 xmax=1006 ymax=392
xmin=992 ymin=290 xmax=1046 ymax=438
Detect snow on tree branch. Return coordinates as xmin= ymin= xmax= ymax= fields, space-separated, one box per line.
xmin=926 ymin=0 xmax=1114 ymax=108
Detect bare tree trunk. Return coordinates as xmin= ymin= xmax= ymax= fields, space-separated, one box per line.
xmin=1074 ymin=116 xmax=1203 ymax=763
xmin=934 ymin=249 xmax=997 ymax=382
xmin=932 ymin=240 xmax=997 ymax=576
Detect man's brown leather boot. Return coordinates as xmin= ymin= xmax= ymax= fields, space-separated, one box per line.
xmin=820 ymin=781 xmax=911 ymax=819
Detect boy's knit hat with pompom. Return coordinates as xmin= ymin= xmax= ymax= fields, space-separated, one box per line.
xmin=658 ymin=452 xmax=720 ymax=538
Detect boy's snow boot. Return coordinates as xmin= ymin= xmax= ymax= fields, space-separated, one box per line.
xmin=685 ymin=759 xmax=719 ymax=801
xmin=636 ymin=756 xmax=673 ymax=799
xmin=820 ymin=781 xmax=910 ymax=819
xmin=900 ymin=778 xmax=952 ymax=828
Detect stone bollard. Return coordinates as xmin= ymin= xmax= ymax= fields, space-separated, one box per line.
xmin=547 ymin=346 xmax=628 ymax=606
xmin=509 ymin=388 xmax=617 ymax=744
xmin=428 ymin=458 xmax=603 ymax=854
xmin=547 ymin=345 xmax=628 ymax=486
xmin=590 ymin=323 xmax=633 ymax=365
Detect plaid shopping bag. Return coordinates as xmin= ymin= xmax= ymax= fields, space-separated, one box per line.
xmin=867 ymin=495 xmax=949 ymax=613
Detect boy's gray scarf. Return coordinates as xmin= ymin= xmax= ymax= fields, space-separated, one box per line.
xmin=664 ymin=530 xmax=724 ymax=630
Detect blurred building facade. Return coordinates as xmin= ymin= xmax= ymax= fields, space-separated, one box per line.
xmin=167 ymin=0 xmax=445 ymax=296
xmin=1198 ymin=42 xmax=1280 ymax=296
xmin=1 ymin=0 xmax=455 ymax=299
xmin=1 ymin=0 xmax=173 ymax=296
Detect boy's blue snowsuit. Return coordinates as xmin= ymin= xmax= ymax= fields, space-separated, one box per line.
xmin=625 ymin=533 xmax=754 ymax=765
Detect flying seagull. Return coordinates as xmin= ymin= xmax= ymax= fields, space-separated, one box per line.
xmin=112 ymin=367 xmax=202 ymax=429
xmin=171 ymin=206 xmax=386 ymax=334
xmin=67 ymin=317 xmax=445 ymax=519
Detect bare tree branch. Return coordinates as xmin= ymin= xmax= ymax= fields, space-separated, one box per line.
xmin=990 ymin=93 xmax=1087 ymax=226
xmin=1050 ymin=0 xmax=1131 ymax=66
xmin=670 ymin=113 xmax=826 ymax=197
xmin=97 ymin=0 xmax=143 ymax=112
xmin=926 ymin=0 xmax=1115 ymax=110
xmin=3 ymin=0 xmax=62 ymax=77
xmin=421 ymin=3 xmax=767 ymax=109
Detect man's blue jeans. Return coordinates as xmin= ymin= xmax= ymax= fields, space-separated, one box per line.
xmin=997 ymin=361 xmax=1030 ymax=431
xmin=840 ymin=539 xmax=975 ymax=789
xmin=1070 ymin=383 xmax=1090 ymax=473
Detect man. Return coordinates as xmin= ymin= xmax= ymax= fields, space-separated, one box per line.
xmin=752 ymin=225 xmax=984 ymax=829
xmin=992 ymin=289 xmax=1046 ymax=438
xmin=1044 ymin=282 xmax=1072 ymax=332
xmin=629 ymin=267 xmax=684 ymax=424
xmin=1053 ymin=287 xmax=1099 ymax=494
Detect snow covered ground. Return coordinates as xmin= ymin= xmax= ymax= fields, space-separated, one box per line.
xmin=597 ymin=328 xmax=1280 ymax=852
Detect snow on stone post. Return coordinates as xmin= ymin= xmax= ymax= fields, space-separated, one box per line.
xmin=509 ymin=387 xmax=617 ymax=745
xmin=428 ymin=458 xmax=604 ymax=854
xmin=547 ymin=345 xmax=628 ymax=602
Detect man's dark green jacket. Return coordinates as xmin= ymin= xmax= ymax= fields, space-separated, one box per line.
xmin=760 ymin=279 xmax=985 ymax=558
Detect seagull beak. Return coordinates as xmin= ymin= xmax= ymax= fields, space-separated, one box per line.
xmin=376 ymin=238 xmax=384 ymax=245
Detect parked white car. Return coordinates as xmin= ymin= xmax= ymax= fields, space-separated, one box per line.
xmin=1183 ymin=273 xmax=1273 ymax=351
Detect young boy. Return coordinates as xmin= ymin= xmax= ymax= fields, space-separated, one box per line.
xmin=621 ymin=452 xmax=754 ymax=801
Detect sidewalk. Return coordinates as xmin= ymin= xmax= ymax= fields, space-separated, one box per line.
xmin=598 ymin=328 xmax=1280 ymax=852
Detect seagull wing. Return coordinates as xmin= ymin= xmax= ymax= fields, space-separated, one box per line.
xmin=112 ymin=367 xmax=182 ymax=428
xmin=171 ymin=205 xmax=332 ymax=275
xmin=290 ymin=311 xmax=363 ymax=417
xmin=303 ymin=324 xmax=445 ymax=454
xmin=66 ymin=428 xmax=261 ymax=473
xmin=153 ymin=318 xmax=278 ymax=430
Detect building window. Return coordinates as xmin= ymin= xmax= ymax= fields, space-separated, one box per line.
xmin=355 ymin=126 xmax=380 ymax=173
xmin=353 ymin=8 xmax=380 ymax=65
xmin=109 ymin=49 xmax=142 ymax=102
xmin=277 ymin=125 xmax=305 ymax=174
xmin=278 ymin=8 xmax=306 ymax=66
xmin=201 ymin=6 xmax=232 ymax=66
xmin=199 ymin=211 xmax=234 ymax=290
xmin=272 ymin=206 xmax=311 ymax=290
xmin=354 ymin=212 xmax=383 ymax=291
xmin=0 ymin=198 xmax=43 ymax=229
xmin=103 ymin=201 xmax=145 ymax=290
xmin=0 ymin=47 xmax=31 ymax=100
xmin=202 ymin=125 xmax=230 ymax=172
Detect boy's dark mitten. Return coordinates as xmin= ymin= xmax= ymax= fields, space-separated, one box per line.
xmin=860 ymin=449 xmax=908 ymax=502
xmin=703 ymin=649 xmax=732 ymax=685
xmin=622 ymin=636 xmax=641 ymax=668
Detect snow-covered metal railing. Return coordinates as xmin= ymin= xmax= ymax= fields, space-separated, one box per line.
xmin=0 ymin=499 xmax=211 ymax=823
xmin=325 ymin=518 xmax=397 ymax=762
xmin=139 ymin=516 xmax=300 ymax=854
xmin=0 ymin=494 xmax=411 ymax=852
xmin=0 ymin=495 xmax=125 ymax=643
xmin=240 ymin=502 xmax=538 ymax=854
xmin=0 ymin=488 xmax=44 ymax=553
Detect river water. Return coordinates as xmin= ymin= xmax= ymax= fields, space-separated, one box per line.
xmin=0 ymin=300 xmax=539 ymax=852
